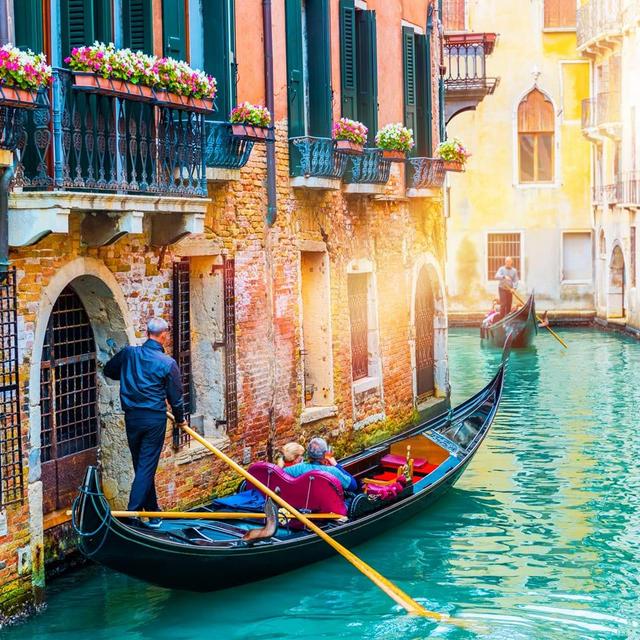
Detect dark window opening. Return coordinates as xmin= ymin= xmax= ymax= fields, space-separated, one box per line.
xmin=348 ymin=273 xmax=369 ymax=381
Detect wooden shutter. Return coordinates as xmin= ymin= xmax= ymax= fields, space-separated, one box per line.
xmin=285 ymin=0 xmax=305 ymax=137
xmin=356 ymin=10 xmax=378 ymax=144
xmin=544 ymin=0 xmax=576 ymax=28
xmin=61 ymin=0 xmax=112 ymax=60
xmin=123 ymin=0 xmax=153 ymax=54
xmin=162 ymin=0 xmax=187 ymax=60
xmin=402 ymin=26 xmax=417 ymax=150
xmin=306 ymin=0 xmax=333 ymax=138
xmin=203 ymin=0 xmax=237 ymax=117
xmin=340 ymin=0 xmax=357 ymax=120
xmin=415 ymin=34 xmax=431 ymax=156
xmin=14 ymin=0 xmax=43 ymax=53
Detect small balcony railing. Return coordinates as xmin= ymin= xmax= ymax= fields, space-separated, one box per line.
xmin=407 ymin=158 xmax=446 ymax=190
xmin=0 ymin=107 xmax=27 ymax=152
xmin=12 ymin=68 xmax=207 ymax=197
xmin=443 ymin=33 xmax=498 ymax=93
xmin=603 ymin=181 xmax=622 ymax=204
xmin=205 ymin=121 xmax=254 ymax=170
xmin=596 ymin=91 xmax=621 ymax=126
xmin=290 ymin=137 xmax=349 ymax=179
xmin=581 ymin=97 xmax=596 ymax=130
xmin=345 ymin=148 xmax=391 ymax=184
xmin=621 ymin=172 xmax=640 ymax=205
xmin=577 ymin=0 xmax=622 ymax=48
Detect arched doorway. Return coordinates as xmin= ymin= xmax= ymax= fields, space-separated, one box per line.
xmin=40 ymin=285 xmax=99 ymax=514
xmin=609 ymin=245 xmax=625 ymax=319
xmin=415 ymin=267 xmax=435 ymax=399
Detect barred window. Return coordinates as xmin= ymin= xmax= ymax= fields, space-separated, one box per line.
xmin=348 ymin=273 xmax=369 ymax=381
xmin=172 ymin=258 xmax=191 ymax=449
xmin=488 ymin=233 xmax=522 ymax=280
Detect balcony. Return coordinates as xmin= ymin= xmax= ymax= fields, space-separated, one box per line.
xmin=290 ymin=137 xmax=349 ymax=190
xmin=9 ymin=68 xmax=208 ymax=247
xmin=577 ymin=0 xmax=623 ymax=54
xmin=406 ymin=158 xmax=446 ymax=198
xmin=602 ymin=181 xmax=623 ymax=205
xmin=344 ymin=148 xmax=392 ymax=195
xmin=204 ymin=121 xmax=255 ymax=182
xmin=444 ymin=33 xmax=499 ymax=123
xmin=581 ymin=93 xmax=621 ymax=140
xmin=620 ymin=172 xmax=640 ymax=206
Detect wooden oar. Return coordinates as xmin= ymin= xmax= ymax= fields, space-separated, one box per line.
xmin=109 ymin=510 xmax=345 ymax=521
xmin=171 ymin=416 xmax=455 ymax=622
xmin=509 ymin=288 xmax=568 ymax=349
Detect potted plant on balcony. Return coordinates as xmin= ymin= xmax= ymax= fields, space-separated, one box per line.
xmin=153 ymin=56 xmax=217 ymax=112
xmin=436 ymin=138 xmax=470 ymax=172
xmin=0 ymin=44 xmax=52 ymax=108
xmin=332 ymin=117 xmax=368 ymax=155
xmin=375 ymin=123 xmax=414 ymax=161
xmin=230 ymin=102 xmax=272 ymax=141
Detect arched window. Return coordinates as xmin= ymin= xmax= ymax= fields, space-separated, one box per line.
xmin=518 ymin=88 xmax=555 ymax=183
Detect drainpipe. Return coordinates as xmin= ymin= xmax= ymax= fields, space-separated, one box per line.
xmin=0 ymin=161 xmax=15 ymax=281
xmin=437 ymin=0 xmax=446 ymax=142
xmin=426 ymin=4 xmax=434 ymax=156
xmin=263 ymin=0 xmax=277 ymax=225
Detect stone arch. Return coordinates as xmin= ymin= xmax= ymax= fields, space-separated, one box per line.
xmin=409 ymin=254 xmax=448 ymax=403
xmin=27 ymin=258 xmax=136 ymax=581
xmin=608 ymin=243 xmax=626 ymax=319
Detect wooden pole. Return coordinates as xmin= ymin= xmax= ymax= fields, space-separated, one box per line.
xmin=109 ymin=510 xmax=345 ymax=521
xmin=172 ymin=416 xmax=456 ymax=622
xmin=510 ymin=288 xmax=568 ymax=349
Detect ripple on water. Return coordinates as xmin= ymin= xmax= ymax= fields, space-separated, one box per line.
xmin=3 ymin=328 xmax=639 ymax=640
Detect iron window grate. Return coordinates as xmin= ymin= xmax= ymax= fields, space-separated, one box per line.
xmin=487 ymin=233 xmax=521 ymax=280
xmin=224 ymin=259 xmax=238 ymax=431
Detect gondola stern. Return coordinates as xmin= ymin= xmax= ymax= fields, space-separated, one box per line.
xmin=71 ymin=465 xmax=112 ymax=549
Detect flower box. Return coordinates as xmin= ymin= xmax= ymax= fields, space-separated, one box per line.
xmin=154 ymin=89 xmax=214 ymax=113
xmin=335 ymin=139 xmax=364 ymax=155
xmin=443 ymin=160 xmax=464 ymax=172
xmin=72 ymin=72 xmax=155 ymax=102
xmin=0 ymin=85 xmax=40 ymax=109
xmin=231 ymin=123 xmax=269 ymax=141
xmin=382 ymin=149 xmax=407 ymax=162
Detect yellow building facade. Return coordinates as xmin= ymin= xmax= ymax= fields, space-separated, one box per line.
xmin=445 ymin=0 xmax=594 ymax=319
xmin=578 ymin=0 xmax=640 ymax=332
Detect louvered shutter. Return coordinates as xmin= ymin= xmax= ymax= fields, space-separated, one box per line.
xmin=123 ymin=0 xmax=153 ymax=54
xmin=61 ymin=0 xmax=112 ymax=60
xmin=14 ymin=0 xmax=43 ymax=53
xmin=286 ymin=0 xmax=305 ymax=175
xmin=415 ymin=34 xmax=431 ymax=156
xmin=163 ymin=0 xmax=187 ymax=60
xmin=402 ymin=26 xmax=417 ymax=152
xmin=203 ymin=0 xmax=237 ymax=117
xmin=340 ymin=0 xmax=357 ymax=120
xmin=356 ymin=10 xmax=378 ymax=145
xmin=306 ymin=0 xmax=333 ymax=137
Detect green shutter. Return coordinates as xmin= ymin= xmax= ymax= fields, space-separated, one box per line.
xmin=163 ymin=0 xmax=187 ymax=60
xmin=339 ymin=0 xmax=357 ymax=120
xmin=356 ymin=10 xmax=378 ymax=144
xmin=286 ymin=0 xmax=305 ymax=175
xmin=123 ymin=0 xmax=153 ymax=55
xmin=14 ymin=0 xmax=43 ymax=52
xmin=203 ymin=0 xmax=237 ymax=117
xmin=415 ymin=34 xmax=431 ymax=156
xmin=306 ymin=0 xmax=333 ymax=138
xmin=402 ymin=26 xmax=417 ymax=153
xmin=61 ymin=0 xmax=112 ymax=61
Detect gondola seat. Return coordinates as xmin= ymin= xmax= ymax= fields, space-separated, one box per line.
xmin=247 ymin=462 xmax=348 ymax=516
xmin=380 ymin=454 xmax=438 ymax=476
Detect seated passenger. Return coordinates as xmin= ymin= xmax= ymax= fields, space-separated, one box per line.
xmin=277 ymin=442 xmax=304 ymax=468
xmin=482 ymin=299 xmax=501 ymax=327
xmin=285 ymin=437 xmax=358 ymax=492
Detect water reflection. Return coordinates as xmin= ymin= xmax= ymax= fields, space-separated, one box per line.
xmin=5 ymin=328 xmax=640 ymax=639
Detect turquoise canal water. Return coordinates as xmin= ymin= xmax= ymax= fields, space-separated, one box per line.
xmin=4 ymin=328 xmax=640 ymax=639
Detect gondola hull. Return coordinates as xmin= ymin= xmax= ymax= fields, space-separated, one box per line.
xmin=73 ymin=365 xmax=506 ymax=593
xmin=480 ymin=294 xmax=537 ymax=348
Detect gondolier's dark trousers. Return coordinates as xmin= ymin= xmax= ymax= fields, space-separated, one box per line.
xmin=498 ymin=287 xmax=512 ymax=319
xmin=125 ymin=414 xmax=167 ymax=512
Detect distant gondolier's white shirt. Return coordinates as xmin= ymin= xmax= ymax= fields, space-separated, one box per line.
xmin=495 ymin=266 xmax=519 ymax=290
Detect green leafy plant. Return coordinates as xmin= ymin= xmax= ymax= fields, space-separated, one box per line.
xmin=0 ymin=43 xmax=51 ymax=90
xmin=375 ymin=123 xmax=414 ymax=152
xmin=332 ymin=117 xmax=368 ymax=145
xmin=229 ymin=102 xmax=272 ymax=127
xmin=436 ymin=138 xmax=470 ymax=164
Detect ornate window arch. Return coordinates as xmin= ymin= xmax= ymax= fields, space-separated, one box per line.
xmin=517 ymin=88 xmax=555 ymax=183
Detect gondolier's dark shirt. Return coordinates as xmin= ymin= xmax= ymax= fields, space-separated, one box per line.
xmin=104 ymin=339 xmax=185 ymax=423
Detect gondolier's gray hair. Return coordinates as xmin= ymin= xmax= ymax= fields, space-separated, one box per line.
xmin=147 ymin=317 xmax=169 ymax=336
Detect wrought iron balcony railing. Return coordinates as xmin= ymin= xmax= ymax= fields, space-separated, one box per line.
xmin=204 ymin=121 xmax=254 ymax=170
xmin=621 ymin=172 xmax=640 ymax=205
xmin=290 ymin=137 xmax=349 ymax=179
xmin=603 ymin=181 xmax=622 ymax=204
xmin=597 ymin=91 xmax=621 ymax=126
xmin=581 ymin=97 xmax=596 ymax=130
xmin=12 ymin=68 xmax=207 ymax=197
xmin=577 ymin=0 xmax=622 ymax=48
xmin=443 ymin=33 xmax=498 ymax=91
xmin=407 ymin=158 xmax=446 ymax=190
xmin=0 ymin=107 xmax=27 ymax=152
xmin=345 ymin=148 xmax=392 ymax=184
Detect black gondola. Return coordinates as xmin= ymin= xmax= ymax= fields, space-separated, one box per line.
xmin=480 ymin=294 xmax=537 ymax=348
xmin=73 ymin=363 xmax=506 ymax=593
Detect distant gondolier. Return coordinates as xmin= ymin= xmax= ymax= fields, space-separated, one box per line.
xmin=495 ymin=256 xmax=519 ymax=318
xmin=104 ymin=318 xmax=186 ymax=526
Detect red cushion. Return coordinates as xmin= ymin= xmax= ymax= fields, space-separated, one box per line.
xmin=414 ymin=462 xmax=439 ymax=475
xmin=381 ymin=454 xmax=428 ymax=470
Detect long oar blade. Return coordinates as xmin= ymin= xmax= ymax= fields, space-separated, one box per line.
xmin=510 ymin=288 xmax=568 ymax=348
xmin=173 ymin=417 xmax=457 ymax=624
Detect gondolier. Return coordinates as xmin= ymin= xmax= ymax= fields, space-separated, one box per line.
xmin=495 ymin=256 xmax=519 ymax=318
xmin=104 ymin=318 xmax=186 ymax=525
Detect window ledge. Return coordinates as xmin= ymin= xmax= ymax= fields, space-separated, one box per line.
xmin=175 ymin=434 xmax=230 ymax=466
xmin=561 ymin=279 xmax=592 ymax=285
xmin=353 ymin=375 xmax=380 ymax=395
xmin=290 ymin=176 xmax=342 ymax=190
xmin=542 ymin=27 xmax=576 ymax=33
xmin=206 ymin=167 xmax=241 ymax=182
xmin=300 ymin=405 xmax=338 ymax=424
xmin=353 ymin=411 xmax=386 ymax=431
xmin=406 ymin=187 xmax=443 ymax=199
xmin=514 ymin=182 xmax=560 ymax=190
xmin=344 ymin=183 xmax=387 ymax=195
